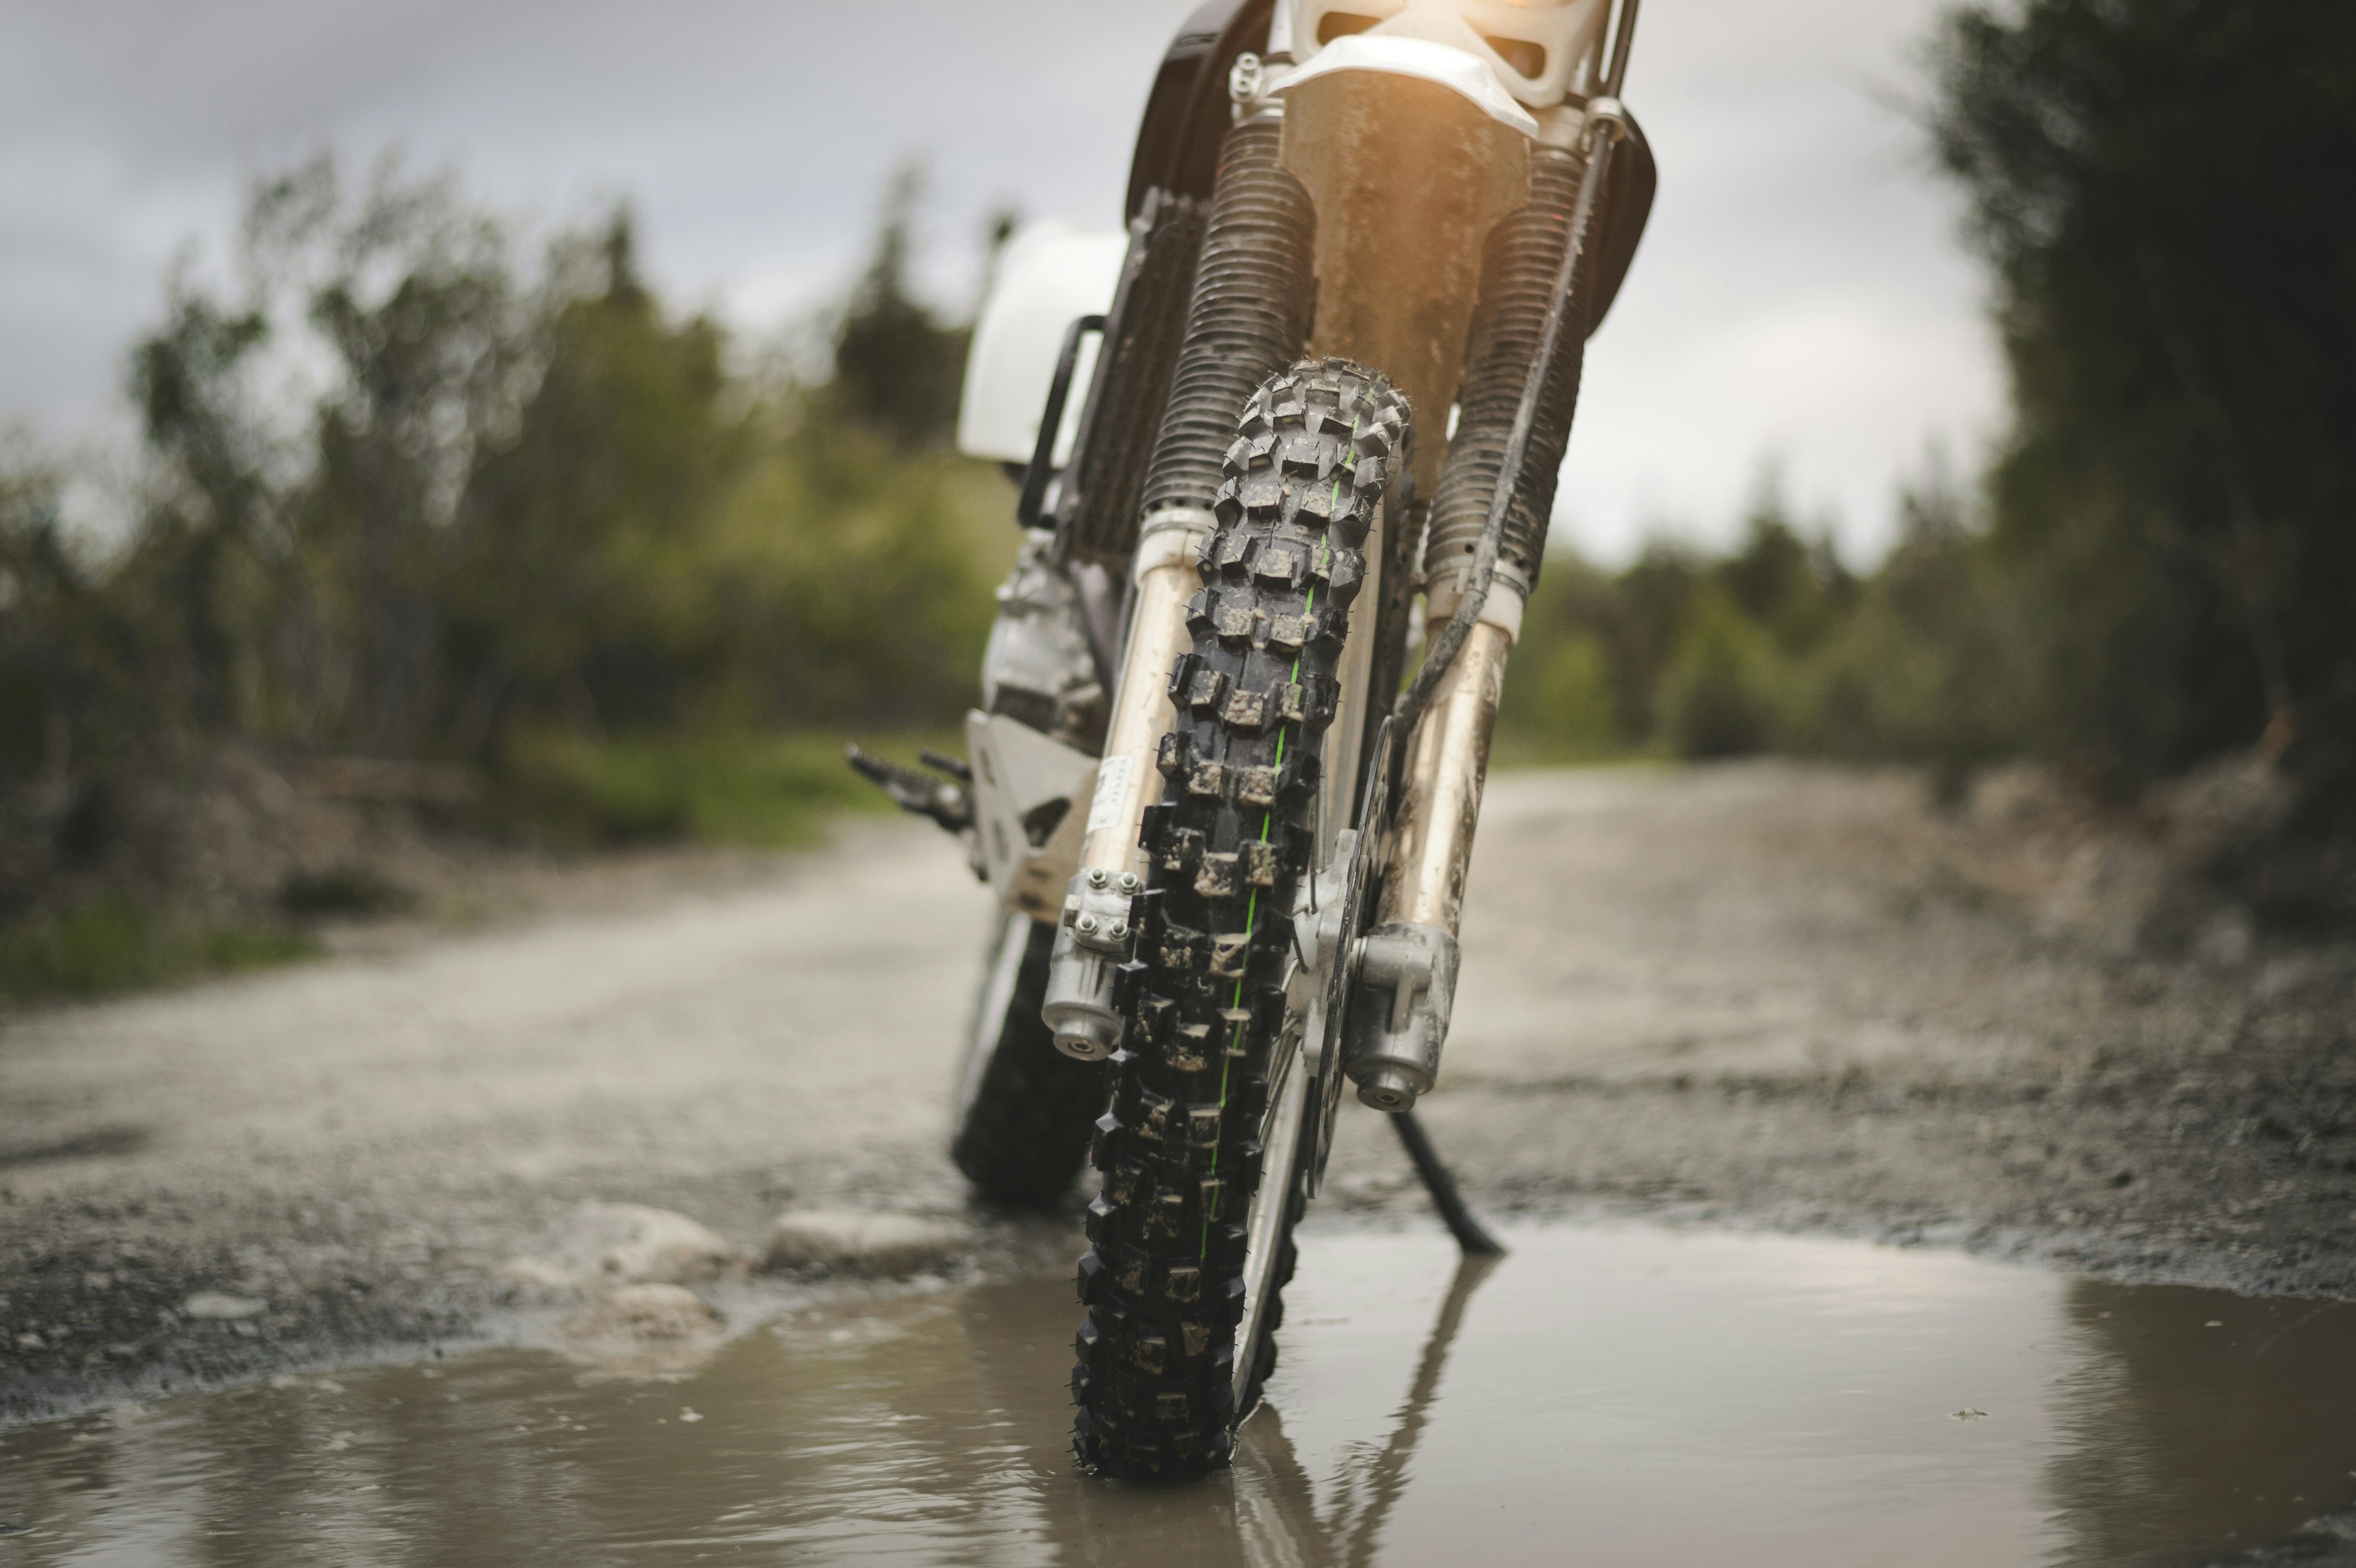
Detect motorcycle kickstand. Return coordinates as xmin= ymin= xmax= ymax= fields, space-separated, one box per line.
xmin=1388 ymin=1109 xmax=1506 ymax=1257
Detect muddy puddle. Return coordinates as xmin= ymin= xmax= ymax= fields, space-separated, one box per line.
xmin=5 ymin=1222 xmax=2355 ymax=1566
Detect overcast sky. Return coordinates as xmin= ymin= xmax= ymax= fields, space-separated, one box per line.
xmin=1 ymin=0 xmax=2000 ymax=565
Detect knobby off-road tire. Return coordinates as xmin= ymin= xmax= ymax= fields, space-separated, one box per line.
xmin=952 ymin=915 xmax=1110 ymax=1208
xmin=1071 ymin=360 xmax=1408 ymax=1480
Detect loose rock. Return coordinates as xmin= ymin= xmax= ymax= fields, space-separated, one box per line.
xmin=558 ymin=1284 xmax=725 ymax=1343
xmin=499 ymin=1203 xmax=743 ymax=1291
xmin=181 ymin=1292 xmax=267 ymax=1321
xmin=762 ymin=1209 xmax=966 ymax=1276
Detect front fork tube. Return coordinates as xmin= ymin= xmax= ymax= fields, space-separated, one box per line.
xmin=1344 ymin=591 xmax=1519 ymax=1112
xmin=1040 ymin=515 xmax=1210 ymax=1061
xmin=1041 ymin=507 xmax=1518 ymax=1119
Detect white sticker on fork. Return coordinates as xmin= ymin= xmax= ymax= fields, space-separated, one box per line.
xmin=1085 ymin=754 xmax=1135 ymax=835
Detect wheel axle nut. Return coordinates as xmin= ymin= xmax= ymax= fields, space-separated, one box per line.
xmin=1355 ymin=1065 xmax=1422 ymax=1113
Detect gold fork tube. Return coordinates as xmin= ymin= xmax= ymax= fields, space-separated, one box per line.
xmin=1375 ymin=619 xmax=1513 ymax=936
xmin=1075 ymin=518 xmax=1209 ymax=881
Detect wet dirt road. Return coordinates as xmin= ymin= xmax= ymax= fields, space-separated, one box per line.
xmin=3 ymin=762 xmax=2352 ymax=1426
xmin=8 ymin=1223 xmax=2356 ymax=1566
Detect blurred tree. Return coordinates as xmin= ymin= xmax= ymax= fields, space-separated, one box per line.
xmin=1934 ymin=0 xmax=2356 ymax=834
xmin=1785 ymin=464 xmax=2040 ymax=796
xmin=127 ymin=153 xmax=536 ymax=756
xmin=1713 ymin=471 xmax=1857 ymax=658
xmin=0 ymin=149 xmax=1034 ymax=951
xmin=1593 ymin=544 xmax=1703 ymax=742
xmin=127 ymin=291 xmax=274 ymax=733
xmin=0 ymin=454 xmax=171 ymax=913
xmin=832 ymin=163 xmax=971 ymax=447
xmin=450 ymin=211 xmax=749 ymax=752
xmin=100 ymin=153 xmax=1010 ymax=788
xmin=294 ymin=162 xmax=526 ymax=756
xmin=716 ymin=415 xmax=1002 ymax=729
xmin=1495 ymin=558 xmax=1620 ymax=756
xmin=1662 ymin=585 xmax=1785 ymax=759
xmin=975 ymin=202 xmax=1023 ymax=309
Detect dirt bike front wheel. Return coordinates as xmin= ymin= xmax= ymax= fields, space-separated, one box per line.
xmin=1070 ymin=360 xmax=1408 ymax=1479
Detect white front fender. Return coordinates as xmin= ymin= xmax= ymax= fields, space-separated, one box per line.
xmin=1275 ymin=32 xmax=1541 ymax=139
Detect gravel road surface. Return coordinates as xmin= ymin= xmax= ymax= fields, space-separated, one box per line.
xmin=4 ymin=762 xmax=2351 ymax=1424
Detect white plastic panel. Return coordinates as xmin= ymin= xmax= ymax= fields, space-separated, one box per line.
xmin=955 ymin=221 xmax=1128 ymax=467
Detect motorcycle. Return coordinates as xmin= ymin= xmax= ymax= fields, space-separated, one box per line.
xmin=853 ymin=0 xmax=1654 ymax=1480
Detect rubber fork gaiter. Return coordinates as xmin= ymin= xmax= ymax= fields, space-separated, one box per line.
xmin=1138 ymin=113 xmax=1317 ymax=520
xmin=1425 ymin=144 xmax=1594 ymax=591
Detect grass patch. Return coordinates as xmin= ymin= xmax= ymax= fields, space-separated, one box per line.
xmin=0 ymin=898 xmax=322 ymax=1005
xmin=499 ymin=727 xmax=958 ymax=849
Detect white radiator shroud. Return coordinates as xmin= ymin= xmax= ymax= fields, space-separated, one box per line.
xmin=954 ymin=222 xmax=1125 ymax=468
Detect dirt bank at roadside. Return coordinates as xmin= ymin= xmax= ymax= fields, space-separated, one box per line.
xmin=4 ymin=762 xmax=2351 ymax=1425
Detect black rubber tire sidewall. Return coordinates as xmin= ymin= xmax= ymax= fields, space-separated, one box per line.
xmin=950 ymin=916 xmax=1111 ymax=1209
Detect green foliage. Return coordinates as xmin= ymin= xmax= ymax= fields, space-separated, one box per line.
xmin=1509 ymin=547 xmax=1688 ymax=747
xmin=108 ymin=159 xmax=1006 ymax=769
xmin=0 ymin=152 xmax=1015 ymax=999
xmin=0 ymin=898 xmax=319 ymax=1004
xmin=68 ymin=151 xmax=1007 ymax=773
xmin=1493 ymin=624 xmax=1622 ymax=763
xmin=496 ymin=729 xmax=880 ymax=848
xmin=1791 ymin=486 xmax=2043 ymax=785
xmin=1932 ymin=0 xmax=2356 ymax=831
xmin=1499 ymin=468 xmax=2037 ymax=781
xmin=712 ymin=421 xmax=1008 ymax=728
xmin=496 ymin=728 xmax=969 ymax=848
xmin=447 ymin=219 xmax=753 ymax=744
xmin=0 ymin=450 xmax=185 ymax=919
xmin=1659 ymin=584 xmax=1788 ymax=760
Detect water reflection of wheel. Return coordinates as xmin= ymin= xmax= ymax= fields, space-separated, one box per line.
xmin=951 ymin=913 xmax=1110 ymax=1208
xmin=1070 ymin=361 xmax=1408 ymax=1480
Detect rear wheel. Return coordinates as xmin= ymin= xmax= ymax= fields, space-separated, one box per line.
xmin=952 ymin=913 xmax=1110 ymax=1208
xmin=1070 ymin=359 xmax=1407 ymax=1479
